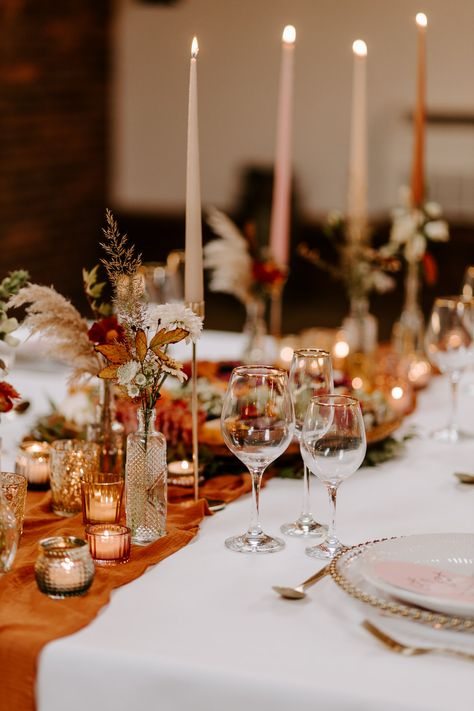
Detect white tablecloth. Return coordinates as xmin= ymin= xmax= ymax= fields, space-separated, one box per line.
xmin=4 ymin=332 xmax=474 ymax=711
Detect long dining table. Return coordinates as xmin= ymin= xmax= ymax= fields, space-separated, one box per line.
xmin=2 ymin=330 xmax=474 ymax=711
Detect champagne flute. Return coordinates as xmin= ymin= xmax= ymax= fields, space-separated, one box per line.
xmin=301 ymin=395 xmax=366 ymax=560
xmin=425 ymin=296 xmax=473 ymax=443
xmin=281 ymin=349 xmax=333 ymax=537
xmin=221 ymin=366 xmax=294 ymax=553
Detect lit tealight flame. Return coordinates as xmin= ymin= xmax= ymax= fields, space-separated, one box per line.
xmin=416 ymin=12 xmax=428 ymax=28
xmin=391 ymin=386 xmax=404 ymax=401
xmin=280 ymin=346 xmax=294 ymax=363
xmin=191 ymin=37 xmax=199 ymax=58
xmin=352 ymin=377 xmax=363 ymax=390
xmin=282 ymin=25 xmax=296 ymax=44
xmin=333 ymin=340 xmax=350 ymax=359
xmin=181 ymin=460 xmax=190 ymax=471
xmin=352 ymin=39 xmax=367 ymax=57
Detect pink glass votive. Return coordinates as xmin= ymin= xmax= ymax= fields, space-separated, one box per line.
xmin=85 ymin=524 xmax=131 ymax=566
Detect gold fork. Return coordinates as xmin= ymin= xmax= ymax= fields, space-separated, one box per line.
xmin=362 ymin=620 xmax=474 ymax=662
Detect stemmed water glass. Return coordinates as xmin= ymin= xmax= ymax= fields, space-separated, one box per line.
xmin=281 ymin=349 xmax=333 ymax=537
xmin=424 ymin=296 xmax=473 ymax=443
xmin=221 ymin=366 xmax=294 ymax=553
xmin=301 ymin=395 xmax=366 ymax=560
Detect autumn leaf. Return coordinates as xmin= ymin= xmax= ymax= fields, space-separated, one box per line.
xmin=95 ymin=343 xmax=130 ymax=364
xmin=98 ymin=364 xmax=119 ymax=379
xmin=135 ymin=328 xmax=148 ymax=362
xmin=150 ymin=327 xmax=188 ymax=352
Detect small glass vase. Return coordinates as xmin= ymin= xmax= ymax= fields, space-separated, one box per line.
xmin=0 ymin=490 xmax=19 ymax=575
xmin=87 ymin=379 xmax=125 ymax=476
xmin=392 ymin=259 xmax=425 ymax=355
xmin=342 ymin=296 xmax=378 ymax=355
xmin=242 ymin=298 xmax=268 ymax=364
xmin=125 ymin=409 xmax=167 ymax=546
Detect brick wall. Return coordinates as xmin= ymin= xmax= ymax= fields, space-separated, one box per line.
xmin=0 ymin=1 xmax=110 ymax=309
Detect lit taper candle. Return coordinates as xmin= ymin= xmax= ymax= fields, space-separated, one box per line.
xmin=184 ymin=37 xmax=203 ymax=304
xmin=269 ymin=24 xmax=296 ymax=267
xmin=411 ymin=13 xmax=427 ymax=207
xmin=347 ymin=39 xmax=368 ymax=244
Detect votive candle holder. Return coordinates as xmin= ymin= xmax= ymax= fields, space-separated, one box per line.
xmin=50 ymin=440 xmax=100 ymax=517
xmin=0 ymin=471 xmax=27 ymax=534
xmin=81 ymin=473 xmax=124 ymax=524
xmin=85 ymin=524 xmax=131 ymax=566
xmin=35 ymin=536 xmax=95 ymax=598
xmin=15 ymin=441 xmax=51 ymax=489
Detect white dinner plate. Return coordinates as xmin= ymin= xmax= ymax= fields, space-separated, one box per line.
xmin=357 ymin=533 xmax=474 ymax=617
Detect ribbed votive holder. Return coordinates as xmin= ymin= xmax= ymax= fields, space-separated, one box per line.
xmin=35 ymin=536 xmax=95 ymax=598
xmin=81 ymin=473 xmax=124 ymax=524
xmin=85 ymin=524 xmax=131 ymax=566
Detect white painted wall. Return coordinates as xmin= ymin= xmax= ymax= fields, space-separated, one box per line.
xmin=111 ymin=0 xmax=474 ymax=218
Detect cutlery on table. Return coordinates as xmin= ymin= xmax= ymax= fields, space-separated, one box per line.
xmin=362 ymin=619 xmax=474 ymax=661
xmin=454 ymin=472 xmax=474 ymax=484
xmin=272 ymin=564 xmax=330 ymax=599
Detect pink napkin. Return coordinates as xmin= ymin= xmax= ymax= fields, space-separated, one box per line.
xmin=373 ymin=561 xmax=474 ymax=603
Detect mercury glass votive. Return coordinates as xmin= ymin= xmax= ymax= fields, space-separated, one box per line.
xmin=35 ymin=536 xmax=95 ymax=598
xmin=85 ymin=524 xmax=131 ymax=566
xmin=50 ymin=440 xmax=100 ymax=517
xmin=81 ymin=473 xmax=124 ymax=524
xmin=0 ymin=472 xmax=27 ymax=535
xmin=15 ymin=441 xmax=51 ymax=489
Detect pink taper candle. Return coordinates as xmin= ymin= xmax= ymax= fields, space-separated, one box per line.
xmin=269 ymin=25 xmax=296 ymax=267
xmin=411 ymin=13 xmax=427 ymax=208
xmin=347 ymin=39 xmax=368 ymax=244
xmin=184 ymin=37 xmax=204 ymax=304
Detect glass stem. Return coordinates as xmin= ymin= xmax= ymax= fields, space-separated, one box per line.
xmin=326 ymin=483 xmax=339 ymax=544
xmin=247 ymin=468 xmax=264 ymax=539
xmin=300 ymin=464 xmax=312 ymax=520
xmin=448 ymin=373 xmax=460 ymax=433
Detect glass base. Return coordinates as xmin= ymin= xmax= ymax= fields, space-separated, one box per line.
xmin=305 ymin=538 xmax=347 ymax=560
xmin=225 ymin=532 xmax=285 ymax=554
xmin=430 ymin=427 xmax=473 ymax=444
xmin=280 ymin=516 xmax=327 ymax=538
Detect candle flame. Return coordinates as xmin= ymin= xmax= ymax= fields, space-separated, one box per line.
xmin=191 ymin=36 xmax=199 ymax=58
xmin=352 ymin=39 xmax=367 ymax=57
xmin=181 ymin=460 xmax=190 ymax=471
xmin=282 ymin=25 xmax=296 ymax=44
xmin=416 ymin=12 xmax=428 ymax=27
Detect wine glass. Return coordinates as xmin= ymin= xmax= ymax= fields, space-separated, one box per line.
xmin=221 ymin=366 xmax=294 ymax=553
xmin=301 ymin=395 xmax=366 ymax=560
xmin=281 ymin=349 xmax=333 ymax=537
xmin=425 ymin=296 xmax=473 ymax=442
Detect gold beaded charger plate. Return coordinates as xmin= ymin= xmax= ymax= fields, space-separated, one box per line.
xmin=329 ymin=537 xmax=474 ymax=634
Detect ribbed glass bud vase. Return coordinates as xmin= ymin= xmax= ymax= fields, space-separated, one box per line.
xmin=125 ymin=409 xmax=167 ymax=546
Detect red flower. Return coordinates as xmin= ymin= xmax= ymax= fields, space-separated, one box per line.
xmin=252 ymin=260 xmax=286 ymax=286
xmin=0 ymin=381 xmax=20 ymax=413
xmin=88 ymin=316 xmax=125 ymax=345
xmin=423 ymin=252 xmax=438 ymax=286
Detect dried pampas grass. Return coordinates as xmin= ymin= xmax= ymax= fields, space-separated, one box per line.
xmin=8 ymin=284 xmax=101 ymax=383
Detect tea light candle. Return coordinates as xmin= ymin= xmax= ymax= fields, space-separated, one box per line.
xmin=16 ymin=441 xmax=51 ymax=487
xmin=85 ymin=524 xmax=131 ymax=566
xmin=81 ymin=476 xmax=124 ymax=524
xmin=35 ymin=536 xmax=95 ymax=598
xmin=167 ymin=459 xmax=194 ymax=476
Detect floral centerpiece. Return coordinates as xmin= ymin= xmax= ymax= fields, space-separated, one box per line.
xmin=204 ymin=208 xmax=286 ymax=361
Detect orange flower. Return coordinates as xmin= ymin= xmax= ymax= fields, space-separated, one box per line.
xmin=423 ymin=252 xmax=438 ymax=286
xmin=0 ymin=381 xmax=20 ymax=413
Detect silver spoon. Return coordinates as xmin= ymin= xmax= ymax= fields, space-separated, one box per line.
xmin=272 ymin=564 xmax=330 ymax=599
xmin=454 ymin=472 xmax=474 ymax=484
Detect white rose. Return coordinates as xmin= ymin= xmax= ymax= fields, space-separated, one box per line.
xmin=424 ymin=201 xmax=442 ymax=219
xmin=424 ymin=220 xmax=449 ymax=242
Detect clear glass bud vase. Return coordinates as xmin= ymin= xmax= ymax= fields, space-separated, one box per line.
xmin=392 ymin=260 xmax=425 ymax=355
xmin=342 ymin=296 xmax=378 ymax=355
xmin=88 ymin=379 xmax=125 ymax=476
xmin=125 ymin=409 xmax=167 ymax=545
xmin=242 ymin=298 xmax=268 ymax=364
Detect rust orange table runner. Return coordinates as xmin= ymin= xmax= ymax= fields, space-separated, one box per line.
xmin=0 ymin=473 xmax=256 ymax=711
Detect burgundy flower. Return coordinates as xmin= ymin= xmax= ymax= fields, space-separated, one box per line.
xmin=0 ymin=381 xmax=20 ymax=413
xmin=88 ymin=316 xmax=125 ymax=345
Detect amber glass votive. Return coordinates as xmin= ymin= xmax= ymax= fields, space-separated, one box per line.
xmin=81 ymin=473 xmax=124 ymax=524
xmin=85 ymin=524 xmax=131 ymax=566
xmin=35 ymin=536 xmax=95 ymax=598
xmin=16 ymin=441 xmax=51 ymax=489
xmin=50 ymin=440 xmax=100 ymax=517
xmin=0 ymin=472 xmax=27 ymax=534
